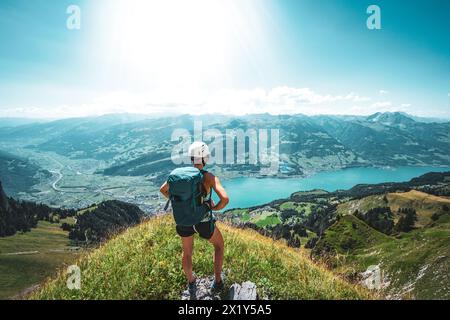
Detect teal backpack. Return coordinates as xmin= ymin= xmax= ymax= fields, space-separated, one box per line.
xmin=164 ymin=167 xmax=211 ymax=226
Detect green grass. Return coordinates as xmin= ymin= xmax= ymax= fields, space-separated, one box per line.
xmin=435 ymin=213 xmax=450 ymax=224
xmin=255 ymin=214 xmax=281 ymax=227
xmin=76 ymin=205 xmax=98 ymax=216
xmin=60 ymin=217 xmax=76 ymax=225
xmin=315 ymin=215 xmax=391 ymax=255
xmin=386 ymin=190 xmax=450 ymax=227
xmin=0 ymin=221 xmax=81 ymax=299
xmin=300 ymin=229 xmax=317 ymax=247
xmin=229 ymin=202 xmax=315 ymax=228
xmin=336 ymin=195 xmax=387 ymax=216
xmin=280 ymin=201 xmax=314 ymax=215
xmin=315 ymin=214 xmax=450 ymax=299
xmin=279 ymin=201 xmax=297 ymax=211
xmin=291 ymin=189 xmax=329 ymax=198
xmin=32 ymin=215 xmax=371 ymax=300
xmin=241 ymin=212 xmax=251 ymax=221
xmin=336 ymin=190 xmax=450 ymax=228
xmin=376 ymin=222 xmax=450 ymax=299
xmin=226 ymin=209 xmax=250 ymax=222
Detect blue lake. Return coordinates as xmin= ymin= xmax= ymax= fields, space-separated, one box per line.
xmin=213 ymin=166 xmax=450 ymax=210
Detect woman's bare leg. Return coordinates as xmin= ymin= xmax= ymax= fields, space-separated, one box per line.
xmin=209 ymin=227 xmax=224 ymax=283
xmin=181 ymin=236 xmax=195 ymax=283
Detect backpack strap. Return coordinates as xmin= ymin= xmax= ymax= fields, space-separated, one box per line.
xmin=164 ymin=198 xmax=171 ymax=211
xmin=199 ymin=169 xmax=212 ymax=201
xmin=164 ymin=188 xmax=173 ymax=211
xmin=200 ymin=169 xmax=214 ymax=219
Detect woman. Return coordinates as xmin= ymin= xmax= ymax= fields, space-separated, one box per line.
xmin=160 ymin=141 xmax=229 ymax=298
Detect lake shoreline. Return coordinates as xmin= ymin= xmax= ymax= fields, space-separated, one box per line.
xmin=217 ymin=165 xmax=450 ymax=210
xmin=219 ymin=163 xmax=450 ymax=182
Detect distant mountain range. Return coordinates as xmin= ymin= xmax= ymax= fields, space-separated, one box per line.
xmin=0 ymin=117 xmax=48 ymax=128
xmin=0 ymin=112 xmax=449 ymax=191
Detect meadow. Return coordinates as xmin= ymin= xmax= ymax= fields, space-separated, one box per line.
xmin=0 ymin=220 xmax=80 ymax=299
xmin=33 ymin=215 xmax=371 ymax=300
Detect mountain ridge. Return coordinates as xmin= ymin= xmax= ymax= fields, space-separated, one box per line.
xmin=1 ymin=112 xmax=448 ymax=125
xmin=31 ymin=215 xmax=371 ymax=300
xmin=1 ymin=112 xmax=448 ymax=194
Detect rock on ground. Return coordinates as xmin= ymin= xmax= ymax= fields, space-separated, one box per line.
xmin=181 ymin=277 xmax=259 ymax=300
xmin=228 ymin=281 xmax=258 ymax=300
xmin=181 ymin=276 xmax=220 ymax=300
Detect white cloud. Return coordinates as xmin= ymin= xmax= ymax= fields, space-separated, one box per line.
xmin=0 ymin=87 xmax=375 ymax=118
xmin=7 ymin=87 xmax=447 ymax=119
xmin=350 ymin=102 xmax=412 ymax=116
xmin=372 ymin=101 xmax=392 ymax=108
xmin=379 ymin=90 xmax=389 ymax=95
xmin=194 ymin=87 xmax=373 ymax=115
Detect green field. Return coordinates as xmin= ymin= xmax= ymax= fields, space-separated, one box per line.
xmin=254 ymin=213 xmax=281 ymax=227
xmin=280 ymin=201 xmax=314 ymax=215
xmin=0 ymin=221 xmax=81 ymax=299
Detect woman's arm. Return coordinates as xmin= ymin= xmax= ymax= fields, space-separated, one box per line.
xmin=160 ymin=181 xmax=169 ymax=199
xmin=210 ymin=176 xmax=229 ymax=211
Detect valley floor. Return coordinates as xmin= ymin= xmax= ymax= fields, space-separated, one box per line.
xmin=0 ymin=221 xmax=81 ymax=299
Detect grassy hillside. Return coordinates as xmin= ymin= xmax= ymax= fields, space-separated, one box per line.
xmin=313 ymin=215 xmax=391 ymax=256
xmin=0 ymin=150 xmax=48 ymax=196
xmin=313 ymin=213 xmax=450 ymax=299
xmin=336 ymin=195 xmax=387 ymax=217
xmin=386 ymin=190 xmax=450 ymax=227
xmin=337 ymin=190 xmax=450 ymax=227
xmin=0 ymin=220 xmax=80 ymax=299
xmin=32 ymin=215 xmax=370 ymax=300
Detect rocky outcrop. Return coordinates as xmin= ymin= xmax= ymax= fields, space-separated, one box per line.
xmin=181 ymin=276 xmax=259 ymax=300
xmin=181 ymin=277 xmax=220 ymax=300
xmin=228 ymin=281 xmax=258 ymax=300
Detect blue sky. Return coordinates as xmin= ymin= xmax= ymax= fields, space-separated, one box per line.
xmin=0 ymin=0 xmax=449 ymax=118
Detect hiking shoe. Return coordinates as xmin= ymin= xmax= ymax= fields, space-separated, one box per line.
xmin=188 ymin=280 xmax=197 ymax=300
xmin=211 ymin=279 xmax=224 ymax=294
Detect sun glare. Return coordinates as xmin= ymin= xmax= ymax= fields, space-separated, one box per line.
xmin=94 ymin=0 xmax=251 ymax=89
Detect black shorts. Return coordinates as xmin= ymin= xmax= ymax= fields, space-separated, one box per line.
xmin=176 ymin=220 xmax=216 ymax=240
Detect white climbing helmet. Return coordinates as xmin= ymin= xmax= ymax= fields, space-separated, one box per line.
xmin=188 ymin=141 xmax=210 ymax=165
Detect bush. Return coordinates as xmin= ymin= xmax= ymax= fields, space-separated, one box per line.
xmin=394 ymin=208 xmax=417 ymax=232
xmin=69 ymin=200 xmax=144 ymax=244
xmin=358 ymin=207 xmax=394 ymax=234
